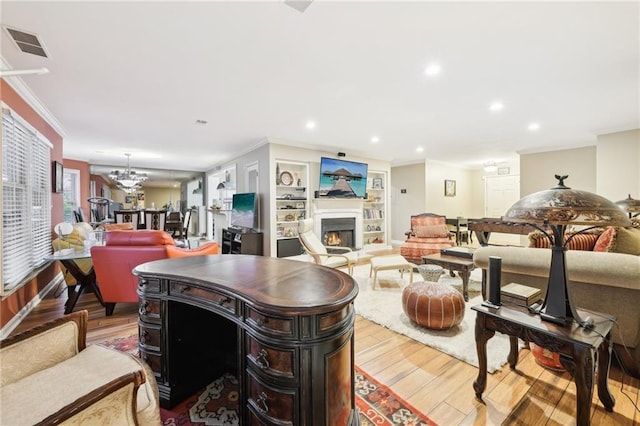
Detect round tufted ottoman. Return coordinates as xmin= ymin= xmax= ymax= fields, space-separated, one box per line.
xmin=401 ymin=281 xmax=465 ymax=329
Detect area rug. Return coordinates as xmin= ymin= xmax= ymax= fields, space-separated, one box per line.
xmin=350 ymin=263 xmax=514 ymax=373
xmin=101 ymin=336 xmax=436 ymax=425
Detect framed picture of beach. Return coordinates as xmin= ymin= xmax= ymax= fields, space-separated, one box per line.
xmin=444 ymin=179 xmax=456 ymax=197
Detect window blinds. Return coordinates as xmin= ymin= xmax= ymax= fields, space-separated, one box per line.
xmin=2 ymin=108 xmax=52 ymax=291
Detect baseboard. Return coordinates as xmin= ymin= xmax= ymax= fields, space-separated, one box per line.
xmin=0 ymin=273 xmax=64 ymax=340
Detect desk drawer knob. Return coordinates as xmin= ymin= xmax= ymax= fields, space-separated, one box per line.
xmin=256 ymin=392 xmax=269 ymax=413
xmin=219 ymin=296 xmax=232 ymax=306
xmin=178 ymin=285 xmax=191 ymax=293
xmin=139 ymin=301 xmax=150 ymax=315
xmin=256 ymin=349 xmax=270 ymax=370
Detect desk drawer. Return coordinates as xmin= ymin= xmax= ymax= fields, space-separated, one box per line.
xmin=170 ymin=283 xmax=236 ymax=315
xmin=247 ymin=370 xmax=296 ymax=425
xmin=138 ymin=324 xmax=160 ymax=350
xmin=246 ymin=307 xmax=294 ymax=338
xmin=246 ymin=335 xmax=295 ymax=380
xmin=138 ymin=299 xmax=161 ymax=322
xmin=138 ymin=277 xmax=160 ymax=294
xmin=139 ymin=349 xmax=162 ymax=379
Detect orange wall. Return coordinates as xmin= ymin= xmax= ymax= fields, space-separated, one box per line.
xmin=0 ymin=80 xmax=64 ymax=328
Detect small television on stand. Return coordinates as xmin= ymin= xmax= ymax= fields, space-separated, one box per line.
xmin=230 ymin=192 xmax=259 ymax=232
xmin=318 ymin=157 xmax=368 ymax=198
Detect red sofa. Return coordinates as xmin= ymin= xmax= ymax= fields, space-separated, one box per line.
xmin=91 ymin=230 xmax=218 ymax=315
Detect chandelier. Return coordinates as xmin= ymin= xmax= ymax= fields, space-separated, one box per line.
xmin=109 ymin=153 xmax=147 ymax=192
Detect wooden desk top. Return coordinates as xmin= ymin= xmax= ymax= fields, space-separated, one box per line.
xmin=133 ymin=254 xmax=358 ymax=315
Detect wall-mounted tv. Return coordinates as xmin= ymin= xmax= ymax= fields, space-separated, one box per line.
xmin=318 ymin=157 xmax=368 ymax=198
xmin=230 ymin=192 xmax=259 ymax=231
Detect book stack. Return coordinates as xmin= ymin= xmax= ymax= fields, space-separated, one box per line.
xmin=500 ymin=283 xmax=542 ymax=307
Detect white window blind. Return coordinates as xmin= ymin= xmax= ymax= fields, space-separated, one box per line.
xmin=2 ymin=108 xmax=52 ymax=291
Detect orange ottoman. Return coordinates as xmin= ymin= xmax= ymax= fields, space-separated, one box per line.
xmin=401 ymin=281 xmax=465 ymax=329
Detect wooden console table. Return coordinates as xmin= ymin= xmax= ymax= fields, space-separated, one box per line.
xmin=468 ymin=218 xmax=537 ymax=246
xmin=472 ymin=304 xmax=615 ymax=425
xmin=134 ymin=255 xmax=359 ymax=425
xmin=422 ymin=253 xmax=475 ymax=301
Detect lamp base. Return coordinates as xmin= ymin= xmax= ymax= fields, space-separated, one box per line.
xmin=539 ymin=311 xmax=573 ymax=326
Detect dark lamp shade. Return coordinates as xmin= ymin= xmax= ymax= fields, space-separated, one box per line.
xmin=503 ymin=187 xmax=631 ymax=227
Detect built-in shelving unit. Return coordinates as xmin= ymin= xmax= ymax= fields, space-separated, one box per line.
xmin=363 ymin=170 xmax=387 ymax=245
xmin=274 ymin=160 xmax=309 ymax=257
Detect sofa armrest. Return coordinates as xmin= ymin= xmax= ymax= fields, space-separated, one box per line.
xmin=0 ymin=311 xmax=88 ymax=386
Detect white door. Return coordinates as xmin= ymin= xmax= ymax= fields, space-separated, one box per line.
xmin=484 ymin=175 xmax=522 ymax=245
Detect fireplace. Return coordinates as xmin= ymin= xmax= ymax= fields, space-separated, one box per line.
xmin=321 ymin=218 xmax=356 ymax=249
xmin=313 ymin=198 xmax=364 ymax=249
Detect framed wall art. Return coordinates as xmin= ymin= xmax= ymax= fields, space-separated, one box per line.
xmin=52 ymin=161 xmax=64 ymax=193
xmin=444 ymin=179 xmax=456 ymax=197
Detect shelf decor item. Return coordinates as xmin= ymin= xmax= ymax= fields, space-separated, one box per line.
xmin=372 ymin=178 xmax=382 ymax=189
xmin=280 ymin=171 xmax=293 ymax=186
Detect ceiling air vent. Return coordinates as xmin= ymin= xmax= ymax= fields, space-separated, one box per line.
xmin=4 ymin=26 xmax=49 ymax=58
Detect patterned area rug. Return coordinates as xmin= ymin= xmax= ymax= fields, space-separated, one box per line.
xmin=101 ymin=336 xmax=436 ymax=426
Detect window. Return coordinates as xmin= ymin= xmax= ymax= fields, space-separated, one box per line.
xmin=1 ymin=107 xmax=52 ymax=292
xmin=63 ymin=169 xmax=80 ymax=222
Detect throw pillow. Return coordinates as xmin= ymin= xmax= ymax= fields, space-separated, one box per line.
xmin=612 ymin=227 xmax=640 ymax=255
xmin=593 ymin=227 xmax=616 ymax=252
xmin=413 ymin=224 xmax=449 ymax=238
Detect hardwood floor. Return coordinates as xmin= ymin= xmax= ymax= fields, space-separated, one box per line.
xmin=10 ymin=282 xmax=640 ymax=425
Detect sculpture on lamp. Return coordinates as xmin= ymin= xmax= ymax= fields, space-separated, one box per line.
xmin=503 ymin=175 xmax=631 ymax=326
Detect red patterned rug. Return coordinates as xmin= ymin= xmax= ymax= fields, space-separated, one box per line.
xmin=101 ymin=335 xmax=436 ymax=425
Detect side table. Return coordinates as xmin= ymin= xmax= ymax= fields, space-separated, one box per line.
xmin=422 ymin=253 xmax=475 ymax=301
xmin=472 ymin=304 xmax=615 ymax=425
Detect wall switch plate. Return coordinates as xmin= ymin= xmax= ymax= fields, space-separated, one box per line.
xmin=401 ymin=189 xmax=407 ymax=194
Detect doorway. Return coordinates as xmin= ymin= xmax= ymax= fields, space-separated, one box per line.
xmin=484 ymin=175 xmax=522 ymax=245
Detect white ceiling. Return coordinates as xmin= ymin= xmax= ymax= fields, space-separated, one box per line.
xmin=1 ymin=1 xmax=638 ymax=183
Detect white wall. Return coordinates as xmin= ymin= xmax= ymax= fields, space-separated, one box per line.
xmin=390 ymin=162 xmax=425 ymax=243
xmin=596 ymin=129 xmax=640 ymax=201
xmin=520 ymin=146 xmax=596 ymax=196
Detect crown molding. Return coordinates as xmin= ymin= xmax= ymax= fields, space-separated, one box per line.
xmin=1 ymin=57 xmax=66 ymax=138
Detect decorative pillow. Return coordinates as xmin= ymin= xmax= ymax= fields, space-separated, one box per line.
xmin=593 ymin=227 xmax=617 ymax=252
xmin=528 ymin=231 xmax=599 ymax=251
xmin=413 ymin=224 xmax=449 ymax=238
xmin=612 ymin=227 xmax=640 ymax=255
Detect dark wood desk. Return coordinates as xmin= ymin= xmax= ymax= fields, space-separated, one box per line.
xmin=422 ymin=253 xmax=475 ymax=301
xmin=472 ymin=304 xmax=615 ymax=425
xmin=46 ymin=249 xmax=104 ymax=314
xmin=134 ymin=255 xmax=359 ymax=425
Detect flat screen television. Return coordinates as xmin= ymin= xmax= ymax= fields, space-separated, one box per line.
xmin=230 ymin=192 xmax=259 ymax=231
xmin=318 ymin=157 xmax=368 ymax=198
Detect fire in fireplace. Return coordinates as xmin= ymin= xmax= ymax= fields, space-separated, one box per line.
xmin=321 ymin=218 xmax=356 ymax=249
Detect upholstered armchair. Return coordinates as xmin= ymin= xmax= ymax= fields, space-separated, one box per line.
xmin=91 ymin=230 xmax=218 ymax=315
xmin=297 ymin=218 xmax=360 ymax=275
xmin=0 ymin=310 xmax=161 ymax=425
xmin=400 ymin=213 xmax=455 ymax=264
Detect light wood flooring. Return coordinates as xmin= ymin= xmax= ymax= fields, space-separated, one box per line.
xmin=10 ymin=283 xmax=640 ymax=425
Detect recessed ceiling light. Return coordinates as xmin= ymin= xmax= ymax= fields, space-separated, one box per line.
xmin=195 ymin=119 xmax=208 ymax=125
xmin=528 ymin=122 xmax=541 ymax=131
xmin=489 ymin=101 xmax=504 ymax=112
xmin=305 ymin=120 xmax=316 ymax=130
xmin=371 ymin=136 xmax=379 ymax=144
xmin=424 ymin=63 xmax=441 ymax=76
xmin=416 ymin=146 xmax=424 ymax=153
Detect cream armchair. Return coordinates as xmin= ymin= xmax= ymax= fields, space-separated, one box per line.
xmin=297 ymin=218 xmax=360 ymax=275
xmin=0 ymin=311 xmax=161 ymax=425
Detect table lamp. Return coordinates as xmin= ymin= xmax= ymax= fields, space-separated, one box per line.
xmin=615 ymin=194 xmax=640 ymax=218
xmin=502 ymin=175 xmax=631 ymax=326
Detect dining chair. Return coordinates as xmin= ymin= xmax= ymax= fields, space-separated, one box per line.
xmin=144 ymin=210 xmax=167 ymax=231
xmin=115 ymin=210 xmax=140 ymax=228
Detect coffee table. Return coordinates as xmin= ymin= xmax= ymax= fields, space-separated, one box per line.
xmin=421 ymin=253 xmax=475 ymax=301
